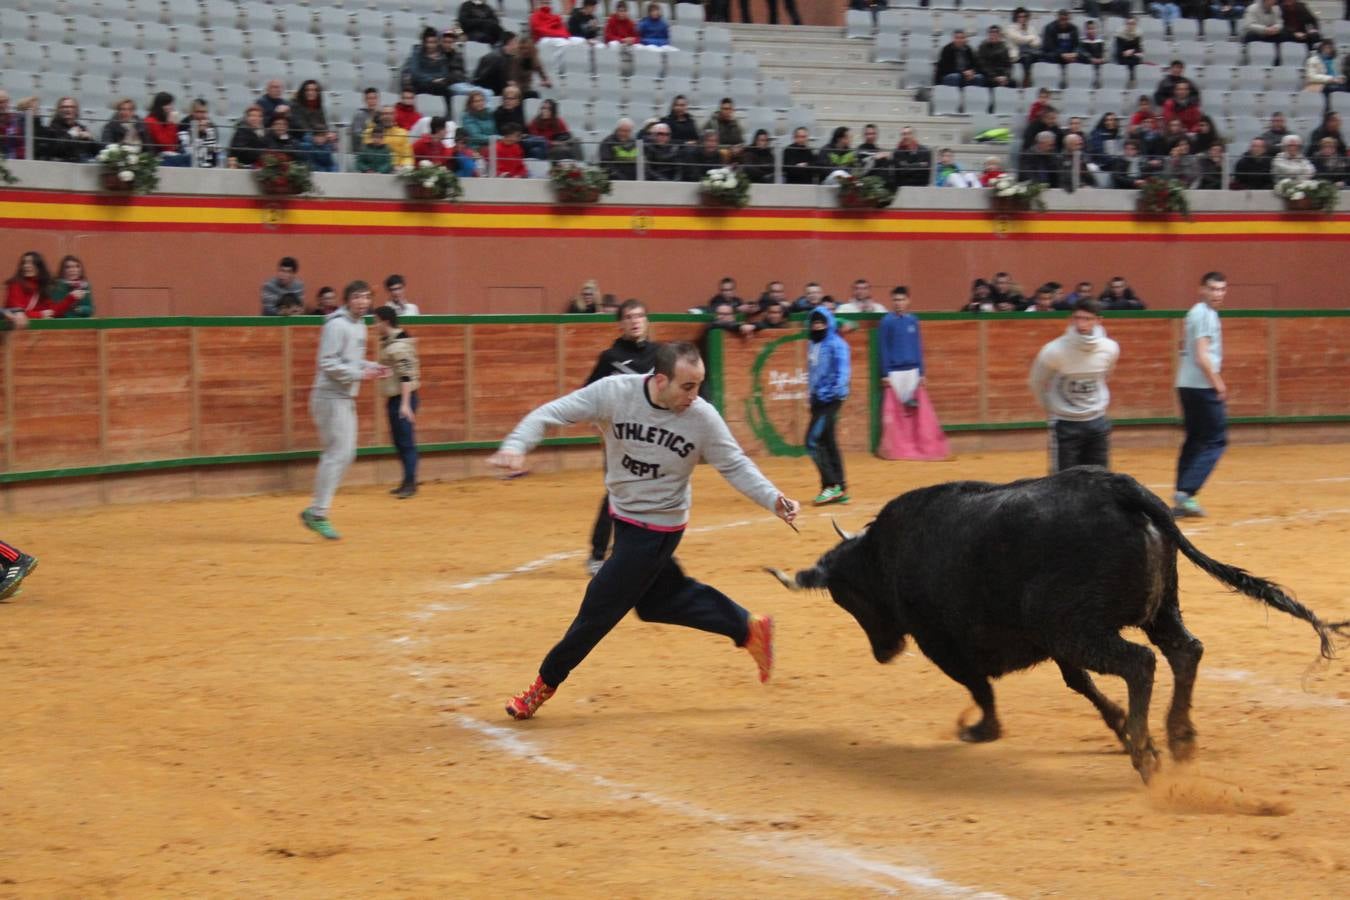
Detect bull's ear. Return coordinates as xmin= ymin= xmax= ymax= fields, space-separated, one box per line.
xmin=795 ymin=566 xmax=829 ymax=589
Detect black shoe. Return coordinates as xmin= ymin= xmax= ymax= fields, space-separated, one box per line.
xmin=395 ymin=485 xmax=417 ymax=499
xmin=0 ymin=553 xmax=38 ymax=601
xmin=389 ymin=484 xmax=407 ymax=495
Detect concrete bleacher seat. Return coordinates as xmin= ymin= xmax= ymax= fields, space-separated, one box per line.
xmin=675 ymin=3 xmax=705 ymax=25
xmin=669 ymin=24 xmax=699 ymax=51
xmin=875 ymin=31 xmax=902 ymax=64
xmin=702 ymin=25 xmax=732 ymax=54
xmin=845 ymin=9 xmax=872 ymax=40
xmin=931 ymin=84 xmax=962 ymax=116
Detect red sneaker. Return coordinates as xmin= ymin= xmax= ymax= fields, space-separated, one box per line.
xmin=743 ymin=614 xmax=774 ymax=684
xmin=505 ymin=675 xmax=556 ymax=720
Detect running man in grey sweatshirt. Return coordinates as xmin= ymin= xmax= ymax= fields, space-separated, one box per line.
xmin=489 ymin=341 xmax=801 ymax=720
xmin=301 ymin=281 xmax=387 ymax=540
xmin=1028 ymin=297 xmax=1120 ymax=473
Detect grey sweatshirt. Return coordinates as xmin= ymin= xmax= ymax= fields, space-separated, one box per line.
xmin=500 ymin=374 xmax=782 ymax=528
xmin=1028 ymin=323 xmax=1120 ymax=422
xmin=311 ymin=309 xmax=370 ymax=400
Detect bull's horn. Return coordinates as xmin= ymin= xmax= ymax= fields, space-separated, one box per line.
xmin=832 ymin=519 xmax=855 ymax=541
xmin=763 ymin=567 xmax=802 ymax=591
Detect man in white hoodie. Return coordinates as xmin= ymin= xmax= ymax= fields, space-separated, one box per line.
xmin=1028 ymin=297 xmax=1120 ymax=473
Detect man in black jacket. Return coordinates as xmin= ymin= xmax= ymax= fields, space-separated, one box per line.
xmin=935 ymin=30 xmax=986 ymax=87
xmin=1231 ymin=137 xmax=1274 ymax=189
xmin=891 ymin=126 xmax=933 ymax=187
xmin=1019 ymin=131 xmax=1062 ymax=188
xmin=583 ymin=299 xmax=662 ymax=575
xmin=568 ymin=0 xmax=601 ymax=39
xmin=782 ymin=127 xmax=818 ymax=184
xmin=642 ymin=123 xmax=681 ymax=181
xmin=458 ymin=0 xmax=502 ymax=45
xmin=1041 ymin=9 xmax=1080 ymax=65
xmin=472 ymin=32 xmax=518 ymax=97
xmin=38 ymin=97 xmax=98 ymax=162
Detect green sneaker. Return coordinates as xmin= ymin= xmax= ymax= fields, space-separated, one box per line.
xmin=813 ymin=486 xmax=845 ymax=506
xmin=300 ymin=509 xmax=341 ymax=540
xmin=1171 ymin=495 xmax=1206 ymax=518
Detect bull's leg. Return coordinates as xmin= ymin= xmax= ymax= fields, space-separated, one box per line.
xmin=956 ymin=677 xmax=1001 ymax=743
xmin=1054 ymin=635 xmax=1160 ymax=782
xmin=1142 ymin=606 xmax=1205 ymax=763
xmin=1055 ymin=661 xmax=1128 ymax=750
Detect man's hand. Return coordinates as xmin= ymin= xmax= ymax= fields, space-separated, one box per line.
xmin=399 ymin=402 xmax=416 ymax=423
xmin=1213 ymin=377 xmax=1228 ymax=402
xmin=360 ymin=363 xmax=390 ymax=381
xmin=488 ymin=449 xmax=526 ymax=474
xmin=776 ymin=495 xmax=800 ymax=526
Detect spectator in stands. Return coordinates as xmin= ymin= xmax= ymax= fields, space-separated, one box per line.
xmin=530 ymin=0 xmax=571 ymax=41
xmin=1127 ymin=94 xmax=1156 ymax=134
xmin=754 ymin=301 xmax=791 ymax=331
xmin=495 ymin=123 xmax=528 ymax=177
xmin=439 ymin=29 xmax=477 ymax=102
xmin=756 ymin=281 xmax=789 ymax=312
xmin=980 ymin=155 xmax=1007 ymax=185
xmin=291 ymin=81 xmax=338 ymax=173
xmin=638 ymin=3 xmax=671 ymax=46
xmin=1279 ymin=0 xmax=1321 ymax=51
xmin=1064 ymin=281 xmax=1094 ymax=308
xmin=394 ymin=90 xmax=421 ymax=132
xmin=404 ymin=27 xmax=458 ymax=116
xmin=704 ymin=277 xmax=743 ymax=312
xmin=1078 ymin=20 xmax=1106 ymax=71
xmin=265 ymin=113 xmax=300 ymax=160
xmin=891 ymin=127 xmax=933 ymax=186
xmin=817 ymin=126 xmax=857 ymax=177
xmin=1243 ymin=0 xmax=1289 ymax=64
xmin=177 ymin=98 xmax=222 ymax=169
xmin=605 ymin=2 xmax=640 ymax=45
xmin=1042 ymin=9 xmax=1081 ymax=66
xmin=1162 ymin=81 xmax=1203 ymax=133
xmin=382 ymin=276 xmax=422 ymax=317
xmin=1197 ymin=142 xmax=1228 ymax=189
xmin=261 ymin=258 xmax=303 ymax=316
xmin=1150 ymin=0 xmax=1183 ymax=31
xmin=1099 ymin=276 xmax=1146 ymax=310
xmin=569 ymin=0 xmax=601 ymax=40
xmin=257 ymin=80 xmax=290 ymax=123
xmin=311 ymin=286 xmax=338 ymax=316
xmin=228 ymin=105 xmax=269 ymax=168
xmin=1107 ymin=139 xmax=1153 ymax=188
xmin=1190 ymin=116 xmax=1221 ymax=154
xmin=457 ymin=91 xmax=496 ymax=167
xmin=936 ymin=30 xmax=987 ymax=87
xmin=978 ymin=26 xmax=1017 ymax=88
xmin=0 ymin=92 xmax=24 ymax=159
xmin=1272 ymin=133 xmax=1316 ymax=178
xmin=789 ymin=282 xmax=823 ymax=313
xmin=640 ymin=122 xmax=679 ymax=180
xmin=1312 ymin=136 xmax=1348 ymax=185
xmin=276 ymin=294 xmax=305 ymax=316
xmin=1028 ymin=87 xmax=1053 ymax=124
xmin=373 ymin=107 xmax=414 ymax=168
xmin=783 ymin=127 xmax=818 ymax=184
xmin=529 ymin=99 xmax=577 ymax=159
xmin=1153 ymin=61 xmax=1200 ymax=106
xmin=856 ymin=124 xmax=890 ymax=170
xmin=1024 ymin=285 xmax=1057 ymax=313
xmin=1306 ymin=39 xmax=1348 ymax=97
xmin=599 ymin=118 xmax=638 ymax=180
xmin=1060 ymin=133 xmax=1094 ymax=189
xmin=493 ymin=86 xmax=546 ymax=159
xmin=473 ymin=32 xmax=519 ymax=96
xmin=742 ymin=130 xmax=776 ymax=183
xmin=357 ymin=127 xmax=394 ymax=173
xmin=838 ymin=279 xmax=887 ymax=313
xmin=101 ymin=98 xmax=150 ymax=148
xmin=1163 ymin=137 xmax=1202 ymax=186
xmin=1007 ymin=8 xmax=1043 ymax=86
xmin=1261 ymin=111 xmax=1291 ymax=150
xmin=1137 ymin=113 xmax=1170 ymax=158
xmin=705 ymin=98 xmax=746 ymax=157
xmin=458 ymin=0 xmax=503 ymax=45
xmin=1310 ymin=111 xmax=1346 ymax=154
xmin=1231 ymin=136 xmax=1274 ymax=187
xmin=662 ymin=95 xmax=700 ymax=144
xmin=349 ymin=89 xmax=381 ymax=154
xmin=37 ymin=98 xmax=98 ymax=162
xmin=1211 ymin=0 xmax=1248 ymax=37
xmin=4 ymin=251 xmax=51 ymax=315
xmin=1114 ymin=18 xmax=1145 ymax=81
xmin=991 ymin=273 xmax=1027 ymax=311
xmin=703 ymin=301 xmax=746 ymax=346
xmin=961 ymin=278 xmax=994 ymax=312
xmin=1022 ymin=104 xmax=1065 ymax=151
xmin=1089 ymin=112 xmax=1122 ymax=160
xmin=683 ymin=129 xmax=727 ymax=179
xmin=935 ymin=148 xmax=981 ymax=186
xmin=412 ymin=116 xmax=453 ymax=166
xmin=144 ymin=92 xmax=190 ymax=167
xmin=511 ymin=35 xmax=554 ymax=99
xmin=566 ymin=280 xmax=600 ymax=313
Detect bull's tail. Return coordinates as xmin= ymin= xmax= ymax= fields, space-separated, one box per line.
xmin=1110 ymin=474 xmax=1350 ymax=660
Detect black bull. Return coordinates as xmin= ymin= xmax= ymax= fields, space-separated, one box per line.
xmin=767 ymin=467 xmax=1350 ymax=782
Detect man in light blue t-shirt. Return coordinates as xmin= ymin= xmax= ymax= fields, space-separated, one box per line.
xmin=1173 ymin=271 xmax=1228 ymax=517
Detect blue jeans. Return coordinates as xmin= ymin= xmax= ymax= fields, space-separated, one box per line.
xmin=386 ymin=392 xmax=419 ymax=488
xmin=538 ymin=518 xmax=750 ymax=687
xmin=1176 ymin=387 xmax=1227 ymax=497
xmin=941 ymin=73 xmax=986 ymax=87
xmin=299 ymin=137 xmax=336 ymax=173
xmin=806 ymin=398 xmax=845 ymax=489
xmin=1150 ymin=2 xmax=1181 ymax=23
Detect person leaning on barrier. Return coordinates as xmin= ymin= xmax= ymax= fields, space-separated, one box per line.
xmin=642 ymin=122 xmax=682 ymax=181
xmin=38 ymin=97 xmax=98 ymax=162
xmin=1230 ymin=137 xmax=1274 ymax=189
xmin=599 ymin=118 xmax=639 ymax=180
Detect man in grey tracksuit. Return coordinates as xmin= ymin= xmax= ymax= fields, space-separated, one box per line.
xmin=1028 ymin=297 xmax=1120 ymax=473
xmin=301 ymin=281 xmax=386 ymax=540
xmin=489 ymin=341 xmax=801 ymax=721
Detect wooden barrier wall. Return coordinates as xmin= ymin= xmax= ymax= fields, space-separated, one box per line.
xmin=2 ymin=313 xmax=1349 ymax=511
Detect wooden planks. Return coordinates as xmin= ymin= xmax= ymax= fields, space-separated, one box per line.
xmin=8 ymin=331 xmax=102 ymax=469
xmin=104 ymin=328 xmax=194 ymax=463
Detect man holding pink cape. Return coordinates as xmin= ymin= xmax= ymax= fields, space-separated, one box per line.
xmin=877 ymin=287 xmax=949 ymax=461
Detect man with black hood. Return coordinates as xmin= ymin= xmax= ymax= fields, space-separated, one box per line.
xmin=582 ymin=299 xmax=662 ymax=576
xmin=806 ymin=307 xmax=851 ymax=506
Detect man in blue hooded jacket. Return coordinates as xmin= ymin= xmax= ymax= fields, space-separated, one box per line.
xmin=806 ymin=307 xmax=851 ymax=505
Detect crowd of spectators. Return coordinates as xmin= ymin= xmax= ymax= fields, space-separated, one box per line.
xmin=959 ymin=272 xmax=1147 ymax=312
xmin=2 ymin=250 xmax=95 ymax=326
xmin=258 ymin=257 xmax=429 ymax=317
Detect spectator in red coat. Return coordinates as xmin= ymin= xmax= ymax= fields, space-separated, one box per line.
xmin=529 ymin=0 xmax=570 ymax=40
xmin=495 ymin=123 xmax=528 ymax=177
xmin=4 ymin=251 xmax=51 ymax=314
xmin=144 ymin=92 xmax=191 ymax=166
xmin=412 ymin=117 xmax=454 ymax=167
xmin=1161 ymin=81 xmax=1203 ymax=134
xmin=394 ymin=89 xmax=421 ymax=132
xmin=605 ymin=1 xmax=639 ymax=45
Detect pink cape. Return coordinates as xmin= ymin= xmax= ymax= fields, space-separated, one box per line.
xmin=878 ymin=385 xmax=950 ymax=461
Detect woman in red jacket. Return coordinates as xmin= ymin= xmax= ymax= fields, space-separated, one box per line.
xmin=528 ymin=1 xmax=570 ymax=40
xmin=145 ymin=92 xmax=190 ymax=166
xmin=605 ymin=1 xmax=639 ymax=44
xmin=4 ymin=251 xmax=50 ymax=314
xmin=528 ymin=99 xmax=576 ymax=158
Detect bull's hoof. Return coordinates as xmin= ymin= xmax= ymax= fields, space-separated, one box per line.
xmin=1167 ymin=726 xmax=1198 ymax=763
xmin=958 ymin=720 xmax=1001 ymax=743
xmin=1129 ymin=741 xmax=1162 ymax=784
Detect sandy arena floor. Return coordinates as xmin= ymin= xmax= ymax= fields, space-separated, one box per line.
xmin=3 ymin=444 xmax=1350 ymax=898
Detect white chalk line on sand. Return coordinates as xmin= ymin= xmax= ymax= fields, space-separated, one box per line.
xmin=1208 ymin=669 xmax=1350 ymax=711
xmin=455 ymin=715 xmax=1005 ymax=899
